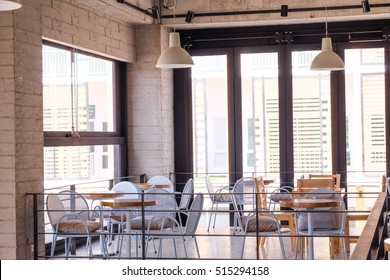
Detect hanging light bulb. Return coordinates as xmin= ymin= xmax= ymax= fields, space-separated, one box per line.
xmin=310 ymin=5 xmax=344 ymax=71
xmin=0 ymin=0 xmax=22 ymax=11
xmin=156 ymin=1 xmax=194 ymax=68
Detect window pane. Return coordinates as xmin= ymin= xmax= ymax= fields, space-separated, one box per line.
xmin=192 ymin=55 xmax=229 ymax=177
xmin=345 ymin=48 xmax=385 ymax=186
xmin=241 ymin=52 xmax=279 ymax=178
xmin=292 ymin=51 xmax=332 ymax=177
xmin=44 ymin=145 xmax=120 ymax=189
xmin=43 ymin=45 xmax=115 ymax=132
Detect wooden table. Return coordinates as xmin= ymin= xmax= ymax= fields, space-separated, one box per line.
xmin=280 ymin=198 xmax=340 ymax=260
xmin=136 ymin=183 xmax=172 ymax=190
xmin=100 ymin=199 xmax=157 ymax=258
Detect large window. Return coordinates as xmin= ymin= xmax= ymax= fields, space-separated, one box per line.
xmin=292 ymin=51 xmax=332 ymax=177
xmin=43 ymin=43 xmax=124 ymax=189
xmin=345 ymin=48 xmax=386 ymax=186
xmin=192 ymin=55 xmax=229 ymax=177
xmin=241 ymin=52 xmax=280 ymax=178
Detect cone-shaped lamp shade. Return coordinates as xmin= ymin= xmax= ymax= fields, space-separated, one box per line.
xmin=0 ymin=0 xmax=22 ymax=11
xmin=156 ymin=32 xmax=194 ymax=68
xmin=310 ymin=37 xmax=344 ymax=71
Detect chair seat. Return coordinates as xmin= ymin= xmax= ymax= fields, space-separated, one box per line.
xmin=57 ymin=220 xmax=101 ymax=233
xmin=270 ymin=193 xmax=292 ymax=202
xmin=130 ymin=215 xmax=172 ymax=230
xmin=241 ymin=215 xmax=279 ymax=232
xmin=212 ymin=193 xmax=231 ymax=202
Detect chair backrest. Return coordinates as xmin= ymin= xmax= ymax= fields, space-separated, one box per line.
xmin=255 ymin=177 xmax=268 ymax=209
xmin=179 ymin=178 xmax=194 ymax=210
xmin=147 ymin=175 xmax=173 ymax=186
xmin=308 ymin=174 xmax=341 ymax=191
xmin=297 ymin=187 xmax=345 ymax=231
xmin=204 ymin=175 xmax=215 ymax=194
xmin=144 ymin=187 xmax=178 ymax=215
xmin=184 ymin=193 xmax=204 ymax=235
xmin=46 ymin=190 xmax=90 ymax=227
xmin=296 ymin=178 xmax=335 ymax=194
xmin=112 ymin=181 xmax=140 ymax=199
xmin=231 ymin=177 xmax=258 ymax=211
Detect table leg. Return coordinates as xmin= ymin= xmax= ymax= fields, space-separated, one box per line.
xmin=307 ymin=211 xmax=314 ymax=260
xmin=126 ymin=211 xmax=131 ymax=258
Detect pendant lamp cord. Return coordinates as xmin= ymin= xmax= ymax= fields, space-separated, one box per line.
xmin=325 ymin=2 xmax=328 ymax=37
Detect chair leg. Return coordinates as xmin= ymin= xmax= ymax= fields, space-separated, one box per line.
xmin=240 ymin=236 xmax=246 ymax=259
xmin=213 ymin=203 xmax=219 ymax=229
xmin=193 ymin=236 xmax=200 ymax=259
xmin=207 ymin=203 xmax=215 ymax=231
xmin=50 ymin=234 xmax=57 ymax=257
xmin=278 ymin=235 xmax=286 ymax=260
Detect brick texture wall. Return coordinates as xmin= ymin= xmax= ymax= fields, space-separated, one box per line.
xmin=0 ymin=0 xmax=43 ymax=260
xmin=42 ymin=0 xmax=136 ymax=63
xmin=127 ymin=25 xmax=175 ymax=179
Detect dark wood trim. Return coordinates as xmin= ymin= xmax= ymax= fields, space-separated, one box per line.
xmin=44 ymin=136 xmax=125 ymax=147
xmin=385 ymin=45 xmax=390 ymax=177
xmin=173 ymin=67 xmax=194 ymax=190
xmin=350 ymin=192 xmax=388 ymax=260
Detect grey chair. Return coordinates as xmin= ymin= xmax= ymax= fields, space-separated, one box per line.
xmin=46 ymin=190 xmax=107 ymax=258
xmin=294 ymin=187 xmax=347 ymax=260
xmin=155 ymin=193 xmax=205 ymax=258
xmin=205 ymin=175 xmax=232 ymax=231
xmin=231 ymin=177 xmax=287 ymax=259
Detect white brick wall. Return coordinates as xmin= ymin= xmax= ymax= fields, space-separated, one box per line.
xmin=0 ymin=0 xmax=44 ymax=260
xmin=42 ymin=0 xmax=136 ymax=63
xmin=127 ymin=25 xmax=175 ymax=179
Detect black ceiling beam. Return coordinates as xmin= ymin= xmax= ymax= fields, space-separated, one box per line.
xmin=161 ymin=3 xmax=390 ymax=19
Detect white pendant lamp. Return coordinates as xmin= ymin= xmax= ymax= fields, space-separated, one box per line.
xmin=156 ymin=0 xmax=194 ymax=69
xmin=310 ymin=5 xmax=344 ymax=71
xmin=0 ymin=0 xmax=22 ymax=11
xmin=156 ymin=32 xmax=194 ymax=68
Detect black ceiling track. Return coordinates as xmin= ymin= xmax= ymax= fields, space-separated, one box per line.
xmin=179 ymin=19 xmax=390 ymax=49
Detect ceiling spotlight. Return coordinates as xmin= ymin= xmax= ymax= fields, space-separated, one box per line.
xmin=362 ymin=0 xmax=370 ymax=13
xmin=185 ymin=11 xmax=195 ymax=23
xmin=150 ymin=6 xmax=160 ymax=20
xmin=281 ymin=5 xmax=288 ymax=17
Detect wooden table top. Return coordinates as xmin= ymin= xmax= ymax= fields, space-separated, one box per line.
xmin=385 ymin=238 xmax=390 ymax=252
xmin=100 ymin=199 xmax=157 ymax=208
xmin=83 ymin=192 xmax=124 ymax=200
xmin=280 ymin=198 xmax=340 ymax=209
xmin=137 ymin=183 xmax=172 ymax=189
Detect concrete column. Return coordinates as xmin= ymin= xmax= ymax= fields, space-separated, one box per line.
xmin=0 ymin=0 xmax=44 ymax=259
xmin=127 ymin=25 xmax=175 ymax=179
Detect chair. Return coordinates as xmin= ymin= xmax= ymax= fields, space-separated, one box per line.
xmin=147 ymin=175 xmax=174 ymax=192
xmin=257 ymin=178 xmax=296 ymax=251
xmin=230 ymin=178 xmax=287 ymax=259
xmin=46 ymin=190 xmax=106 ymax=258
xmin=296 ymin=178 xmax=335 ymax=194
xmin=108 ymin=181 xmax=141 ymax=248
xmin=117 ymin=187 xmax=179 ymax=257
xmin=179 ymin=178 xmax=194 ymax=212
xmin=155 ymin=193 xmax=205 ymax=258
xmin=308 ymin=174 xmax=341 ymax=192
xmin=294 ymin=187 xmax=347 ymax=260
xmin=205 ymin=175 xmax=233 ymax=231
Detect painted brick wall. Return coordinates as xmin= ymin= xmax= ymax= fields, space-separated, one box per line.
xmin=0 ymin=0 xmax=44 ymax=260
xmin=127 ymin=25 xmax=175 ymax=179
xmin=42 ymin=0 xmax=136 ymax=63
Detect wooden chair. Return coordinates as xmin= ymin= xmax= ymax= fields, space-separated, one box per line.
xmin=308 ymin=174 xmax=341 ymax=192
xmin=256 ymin=177 xmax=297 ymax=251
xmin=296 ymin=178 xmax=335 ymax=195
